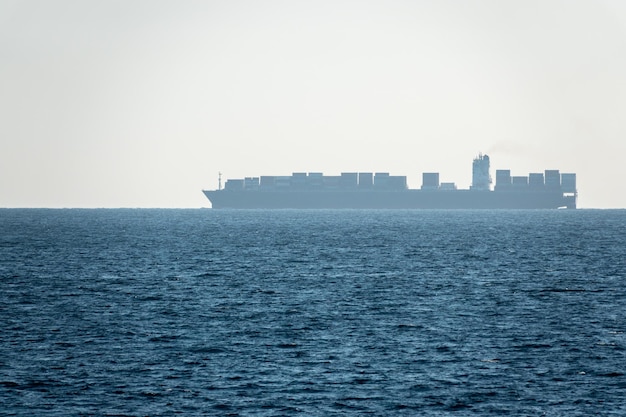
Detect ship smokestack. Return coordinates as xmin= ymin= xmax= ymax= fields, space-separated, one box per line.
xmin=471 ymin=153 xmax=491 ymax=190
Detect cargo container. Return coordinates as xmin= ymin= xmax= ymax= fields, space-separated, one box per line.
xmin=358 ymin=173 xmax=373 ymax=188
xmin=421 ymin=173 xmax=439 ymax=190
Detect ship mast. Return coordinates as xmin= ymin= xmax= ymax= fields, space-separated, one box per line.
xmin=218 ymin=172 xmax=222 ymax=190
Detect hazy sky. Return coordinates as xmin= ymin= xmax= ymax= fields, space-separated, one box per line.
xmin=1 ymin=0 xmax=625 ymax=208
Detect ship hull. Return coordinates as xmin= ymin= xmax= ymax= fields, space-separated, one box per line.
xmin=203 ymin=189 xmax=576 ymax=209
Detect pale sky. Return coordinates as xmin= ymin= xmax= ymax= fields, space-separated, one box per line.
xmin=1 ymin=0 xmax=625 ymax=208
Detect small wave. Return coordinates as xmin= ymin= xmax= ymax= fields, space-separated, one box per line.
xmin=598 ymin=372 xmax=624 ymax=377
xmin=133 ymin=295 xmax=162 ymax=301
xmin=516 ymin=343 xmax=552 ymax=349
xmin=148 ymin=334 xmax=179 ymax=342
xmin=397 ymin=323 xmax=420 ymax=329
xmin=54 ymin=341 xmax=76 ymax=347
xmin=447 ymin=401 xmax=473 ymax=410
xmin=539 ymin=288 xmax=603 ymax=293
xmin=277 ymin=343 xmax=299 ymax=349
xmin=340 ymin=396 xmax=378 ymax=401
xmin=189 ymin=346 xmax=227 ymax=354
xmin=351 ymin=378 xmax=370 ymax=385
xmin=333 ymin=402 xmax=361 ymax=410
xmin=196 ymin=272 xmax=220 ymax=278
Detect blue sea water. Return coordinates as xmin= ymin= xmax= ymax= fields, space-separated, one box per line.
xmin=1 ymin=209 xmax=625 ymax=416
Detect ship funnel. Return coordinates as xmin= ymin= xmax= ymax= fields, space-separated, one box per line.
xmin=471 ymin=154 xmax=491 ymax=190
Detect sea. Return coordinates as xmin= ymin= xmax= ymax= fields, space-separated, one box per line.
xmin=1 ymin=208 xmax=625 ymax=416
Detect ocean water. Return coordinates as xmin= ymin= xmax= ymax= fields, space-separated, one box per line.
xmin=1 ymin=209 xmax=625 ymax=416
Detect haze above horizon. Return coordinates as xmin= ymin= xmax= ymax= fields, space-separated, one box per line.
xmin=1 ymin=0 xmax=625 ymax=208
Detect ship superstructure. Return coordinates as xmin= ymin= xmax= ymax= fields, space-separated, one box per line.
xmin=471 ymin=153 xmax=491 ymax=190
xmin=203 ymin=155 xmax=577 ymax=209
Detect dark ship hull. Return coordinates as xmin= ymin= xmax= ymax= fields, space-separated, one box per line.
xmin=203 ymin=189 xmax=576 ymax=209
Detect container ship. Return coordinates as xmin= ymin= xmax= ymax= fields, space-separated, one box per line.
xmin=202 ymin=154 xmax=577 ymax=209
